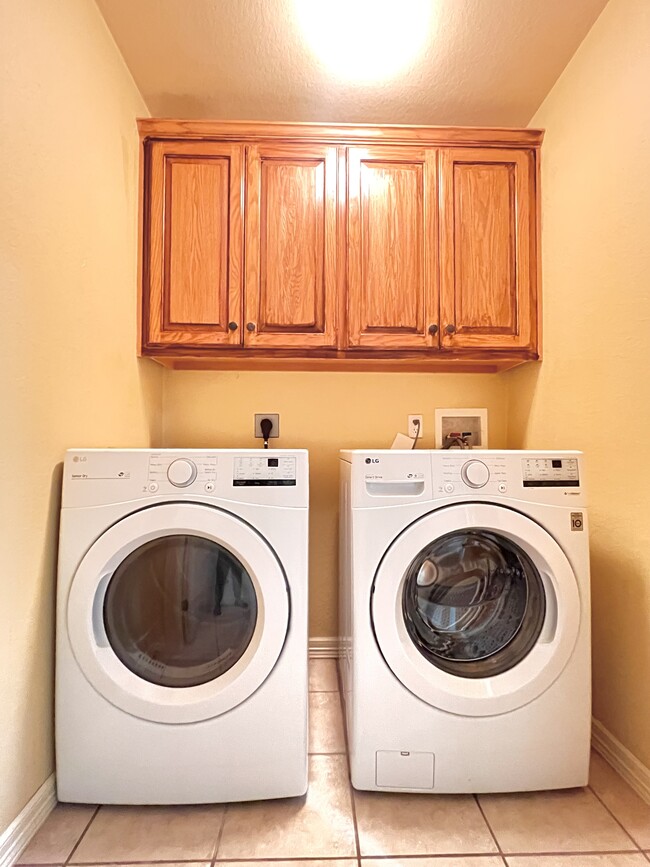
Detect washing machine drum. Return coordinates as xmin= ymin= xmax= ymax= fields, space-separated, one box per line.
xmin=402 ymin=529 xmax=546 ymax=679
xmin=67 ymin=503 xmax=290 ymax=724
xmin=371 ymin=503 xmax=582 ymax=717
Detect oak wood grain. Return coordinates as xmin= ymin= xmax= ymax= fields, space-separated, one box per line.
xmin=244 ymin=143 xmax=337 ymax=348
xmin=347 ymin=146 xmax=439 ymax=349
xmin=139 ymin=123 xmax=540 ymax=367
xmin=439 ymin=147 xmax=536 ymax=351
xmin=142 ymin=347 xmax=537 ymax=373
xmin=138 ymin=118 xmax=544 ymax=149
xmin=146 ymin=140 xmax=243 ymax=347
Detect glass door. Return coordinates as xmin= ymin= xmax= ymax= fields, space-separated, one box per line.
xmin=103 ymin=535 xmax=258 ymax=688
xmin=67 ymin=503 xmax=290 ymax=724
xmin=371 ymin=503 xmax=581 ymax=717
xmin=402 ymin=529 xmax=546 ymax=679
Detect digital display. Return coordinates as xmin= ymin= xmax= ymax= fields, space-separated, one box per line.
xmin=552 ymin=459 xmax=563 ymax=469
xmin=267 ymin=458 xmax=279 ymax=467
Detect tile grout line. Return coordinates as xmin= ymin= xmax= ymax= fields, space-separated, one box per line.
xmin=211 ymin=804 xmax=228 ymax=864
xmin=308 ymin=752 xmax=347 ymax=756
xmin=473 ymin=794 xmax=506 ymax=864
xmin=22 ymin=851 xmax=650 ymax=866
xmin=335 ymin=662 xmax=362 ymax=865
xmin=63 ymin=805 xmax=101 ymax=867
xmin=587 ymin=781 xmax=644 ymax=851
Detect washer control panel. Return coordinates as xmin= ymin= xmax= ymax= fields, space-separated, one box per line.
xmin=522 ymin=457 xmax=580 ymax=487
xmin=148 ymin=454 xmax=217 ymax=488
xmin=438 ymin=454 xmax=507 ymax=495
xmin=233 ymin=455 xmax=297 ymax=486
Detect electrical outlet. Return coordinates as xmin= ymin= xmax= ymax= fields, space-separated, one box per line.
xmin=254 ymin=413 xmax=280 ymax=438
xmin=408 ymin=415 xmax=424 ymax=438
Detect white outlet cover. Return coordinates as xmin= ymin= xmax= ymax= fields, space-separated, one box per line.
xmin=434 ymin=408 xmax=488 ymax=449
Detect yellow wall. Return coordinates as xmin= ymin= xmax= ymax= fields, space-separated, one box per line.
xmin=0 ymin=0 xmax=161 ymax=831
xmin=507 ymin=0 xmax=650 ymax=766
xmin=163 ymin=371 xmax=508 ymax=637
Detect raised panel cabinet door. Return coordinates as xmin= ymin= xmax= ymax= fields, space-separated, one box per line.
xmin=347 ymin=146 xmax=439 ymax=349
xmin=144 ymin=141 xmax=243 ymax=348
xmin=439 ymin=148 xmax=537 ymax=351
xmin=244 ymin=143 xmax=338 ymax=349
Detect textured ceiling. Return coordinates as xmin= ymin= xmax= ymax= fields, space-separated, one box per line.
xmin=96 ymin=0 xmax=608 ymax=126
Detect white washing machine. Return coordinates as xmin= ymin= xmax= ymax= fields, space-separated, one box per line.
xmin=339 ymin=449 xmax=591 ymax=793
xmin=57 ymin=448 xmax=308 ymax=804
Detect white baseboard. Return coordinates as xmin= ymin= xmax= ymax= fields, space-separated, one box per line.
xmin=0 ymin=775 xmax=57 ymax=867
xmin=308 ymin=637 xmax=341 ymax=658
xmin=592 ymin=718 xmax=650 ymax=805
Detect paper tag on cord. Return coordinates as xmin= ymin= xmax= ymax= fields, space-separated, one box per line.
xmin=391 ymin=432 xmax=415 ymax=449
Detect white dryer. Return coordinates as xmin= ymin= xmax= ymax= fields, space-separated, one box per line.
xmin=339 ymin=449 xmax=590 ymax=793
xmin=57 ymin=449 xmax=308 ymax=804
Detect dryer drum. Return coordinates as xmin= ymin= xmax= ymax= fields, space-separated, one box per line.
xmin=402 ymin=529 xmax=546 ymax=679
xmin=103 ymin=534 xmax=258 ymax=688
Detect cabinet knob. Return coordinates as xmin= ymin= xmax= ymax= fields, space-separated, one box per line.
xmin=228 ymin=321 xmax=238 ymax=331
xmin=445 ymin=324 xmax=456 ymax=335
xmin=246 ymin=322 xmax=256 ymax=332
xmin=428 ymin=324 xmax=439 ymax=336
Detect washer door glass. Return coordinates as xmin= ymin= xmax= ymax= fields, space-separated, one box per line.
xmin=402 ymin=530 xmax=546 ymax=678
xmin=103 ymin=535 xmax=257 ymax=688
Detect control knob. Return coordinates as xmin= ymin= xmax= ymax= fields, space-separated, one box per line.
xmin=461 ymin=459 xmax=490 ymax=488
xmin=167 ymin=458 xmax=197 ymax=488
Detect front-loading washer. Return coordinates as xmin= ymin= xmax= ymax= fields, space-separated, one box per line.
xmin=56 ymin=448 xmax=308 ymax=804
xmin=339 ymin=449 xmax=590 ymax=793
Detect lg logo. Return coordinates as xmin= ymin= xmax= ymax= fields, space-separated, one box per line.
xmin=365 ymin=458 xmax=380 ymax=464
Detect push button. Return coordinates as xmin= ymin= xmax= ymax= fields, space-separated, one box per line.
xmin=204 ymin=482 xmax=215 ymax=492
xmin=498 ymin=483 xmax=507 ymax=493
xmin=148 ymin=482 xmax=159 ymax=493
xmin=444 ymin=483 xmax=454 ymax=493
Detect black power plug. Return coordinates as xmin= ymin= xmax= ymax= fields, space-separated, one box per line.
xmin=260 ymin=417 xmax=274 ymax=449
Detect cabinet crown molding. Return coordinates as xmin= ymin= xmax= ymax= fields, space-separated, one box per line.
xmin=137 ymin=118 xmax=544 ymax=149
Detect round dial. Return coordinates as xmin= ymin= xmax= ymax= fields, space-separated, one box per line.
xmin=461 ymin=459 xmax=490 ymax=489
xmin=166 ymin=458 xmax=197 ymax=488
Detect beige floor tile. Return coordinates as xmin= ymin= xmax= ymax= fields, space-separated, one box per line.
xmin=17 ymin=804 xmax=96 ymax=864
xmin=218 ymin=755 xmax=356 ymax=859
xmin=354 ymin=791 xmax=497 ymax=856
xmin=309 ymin=692 xmax=346 ymax=754
xmin=309 ymin=659 xmax=339 ymax=692
xmin=362 ymin=859 xmax=504 ymax=867
xmin=69 ymin=805 xmax=224 ymax=862
xmin=478 ymin=788 xmax=636 ymax=854
xmin=590 ymin=751 xmax=650 ymax=848
xmin=506 ymin=856 xmax=648 ymax=866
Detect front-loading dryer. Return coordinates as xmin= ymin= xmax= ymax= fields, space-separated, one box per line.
xmin=339 ymin=449 xmax=590 ymax=793
xmin=57 ymin=449 xmax=308 ymax=804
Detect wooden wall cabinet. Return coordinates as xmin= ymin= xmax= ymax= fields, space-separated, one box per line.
xmin=139 ymin=121 xmax=542 ymax=372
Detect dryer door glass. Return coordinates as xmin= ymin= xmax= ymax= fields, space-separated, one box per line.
xmin=402 ymin=530 xmax=545 ymax=678
xmin=103 ymin=535 xmax=257 ymax=687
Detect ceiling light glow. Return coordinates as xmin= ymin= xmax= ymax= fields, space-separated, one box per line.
xmin=294 ymin=0 xmax=432 ymax=84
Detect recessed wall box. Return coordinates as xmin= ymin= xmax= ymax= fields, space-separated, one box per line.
xmin=434 ymin=408 xmax=488 ymax=449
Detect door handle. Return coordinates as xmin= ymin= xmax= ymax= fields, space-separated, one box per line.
xmin=538 ymin=572 xmax=558 ymax=644
xmin=92 ymin=573 xmax=112 ymax=648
